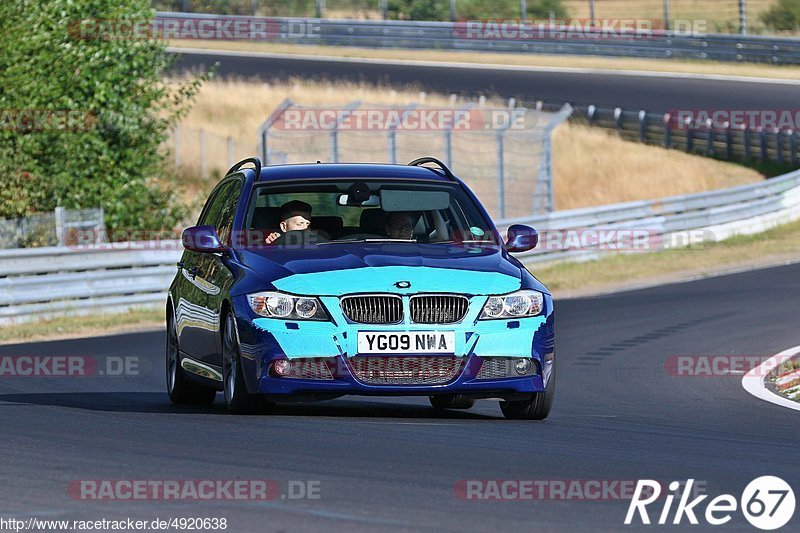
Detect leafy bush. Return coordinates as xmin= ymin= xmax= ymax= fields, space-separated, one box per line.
xmin=0 ymin=0 xmax=208 ymax=238
xmin=760 ymin=0 xmax=800 ymax=31
xmin=152 ymin=0 xmax=322 ymax=16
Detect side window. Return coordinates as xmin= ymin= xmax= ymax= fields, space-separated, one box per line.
xmin=198 ymin=182 xmax=228 ymax=227
xmin=216 ymin=180 xmax=242 ymax=244
xmin=197 ymin=190 xmax=221 ymax=227
xmin=197 ymin=179 xmax=242 ymax=244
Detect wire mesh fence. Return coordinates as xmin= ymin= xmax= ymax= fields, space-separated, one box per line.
xmin=170 ymin=126 xmax=259 ymax=179
xmin=0 ymin=208 xmax=105 ymax=249
xmin=257 ymin=99 xmax=572 ymax=219
xmin=0 ymin=212 xmax=58 ymax=249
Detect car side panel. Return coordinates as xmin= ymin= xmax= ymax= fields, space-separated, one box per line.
xmin=173 ymin=249 xmax=216 ymax=359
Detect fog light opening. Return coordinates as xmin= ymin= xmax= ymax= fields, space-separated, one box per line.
xmin=273 ymin=359 xmax=292 ymax=377
xmin=514 ymin=358 xmax=532 ymax=375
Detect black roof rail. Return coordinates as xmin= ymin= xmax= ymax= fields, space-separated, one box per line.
xmin=226 ymin=157 xmax=262 ymax=178
xmin=408 ymin=157 xmax=456 ymax=181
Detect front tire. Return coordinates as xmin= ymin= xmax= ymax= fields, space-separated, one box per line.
xmin=500 ymin=362 xmax=555 ymax=420
xmin=222 ymin=312 xmax=266 ymax=414
xmin=429 ymin=394 xmax=475 ymax=410
xmin=166 ymin=312 xmax=216 ymax=405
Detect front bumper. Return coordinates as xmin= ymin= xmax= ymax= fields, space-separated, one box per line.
xmin=231 ymin=295 xmax=555 ymax=398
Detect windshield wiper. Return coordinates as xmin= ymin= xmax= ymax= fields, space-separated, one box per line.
xmin=318 ymin=238 xmax=416 ymax=245
xmin=317 ymin=239 xmax=366 ymax=245
xmin=430 ymin=239 xmax=496 ymax=244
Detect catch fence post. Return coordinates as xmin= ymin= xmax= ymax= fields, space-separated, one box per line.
xmin=496 ymin=128 xmax=506 ymax=219
xmin=639 ymin=110 xmax=647 ymax=142
xmin=199 ymin=128 xmax=207 ymax=179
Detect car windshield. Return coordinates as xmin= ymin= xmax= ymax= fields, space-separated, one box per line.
xmin=243 ymin=179 xmax=497 ymax=247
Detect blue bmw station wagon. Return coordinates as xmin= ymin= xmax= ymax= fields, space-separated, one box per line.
xmin=167 ymin=157 xmax=555 ymax=419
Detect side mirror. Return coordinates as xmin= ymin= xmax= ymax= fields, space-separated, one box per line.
xmin=505 ymin=224 xmax=538 ymax=252
xmin=182 ymin=225 xmax=227 ymax=253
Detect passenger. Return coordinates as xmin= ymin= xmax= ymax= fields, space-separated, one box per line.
xmin=385 ymin=211 xmax=417 ymax=240
xmin=265 ymin=200 xmax=312 ymax=244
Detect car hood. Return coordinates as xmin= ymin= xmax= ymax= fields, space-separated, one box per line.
xmin=238 ymin=243 xmax=526 ymax=296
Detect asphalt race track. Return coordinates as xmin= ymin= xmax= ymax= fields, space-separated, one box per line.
xmin=168 ymin=49 xmax=800 ymax=112
xmin=1 ymin=263 xmax=798 ymax=531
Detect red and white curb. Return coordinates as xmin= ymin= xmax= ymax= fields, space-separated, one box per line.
xmin=741 ymin=345 xmax=800 ymax=412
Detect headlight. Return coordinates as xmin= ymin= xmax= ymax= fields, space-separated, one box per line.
xmin=479 ymin=290 xmax=544 ymax=320
xmin=247 ymin=291 xmax=329 ymax=321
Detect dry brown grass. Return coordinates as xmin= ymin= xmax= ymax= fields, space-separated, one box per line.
xmin=0 ymin=308 xmax=163 ymax=346
xmin=562 ymin=0 xmax=776 ymax=33
xmin=169 ymin=40 xmax=800 ymax=81
xmin=530 ymin=218 xmax=800 ymax=293
xmin=552 ymin=124 xmax=761 ymax=209
xmin=176 ymin=78 xmax=456 ymax=141
xmin=170 ymin=78 xmax=763 ymax=214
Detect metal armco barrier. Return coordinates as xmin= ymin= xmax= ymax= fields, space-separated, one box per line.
xmin=496 ymin=168 xmax=800 ymax=264
xmin=2 ymin=169 xmax=800 ymax=323
xmin=0 ymin=244 xmax=182 ymax=324
xmin=156 ymin=12 xmax=800 ymax=64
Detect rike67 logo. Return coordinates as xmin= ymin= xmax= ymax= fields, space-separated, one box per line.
xmin=626 ymin=477 xmax=795 ymax=530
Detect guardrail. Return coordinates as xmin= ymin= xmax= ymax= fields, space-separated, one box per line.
xmin=0 ymin=244 xmax=181 ymax=324
xmin=496 ymin=168 xmax=800 ymax=264
xmin=2 ymin=169 xmax=799 ymax=323
xmin=156 ymin=12 xmax=800 ymax=64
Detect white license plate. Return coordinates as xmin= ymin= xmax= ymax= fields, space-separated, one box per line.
xmin=357 ymin=331 xmax=456 ymax=354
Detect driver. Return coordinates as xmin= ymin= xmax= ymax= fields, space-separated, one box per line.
xmin=264 ymin=200 xmax=312 ymax=244
xmin=385 ymin=211 xmax=417 ymax=240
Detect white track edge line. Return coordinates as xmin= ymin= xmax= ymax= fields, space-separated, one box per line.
xmin=742 ymin=344 xmax=800 ymax=412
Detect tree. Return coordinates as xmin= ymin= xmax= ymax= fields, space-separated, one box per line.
xmin=387 ymin=0 xmax=567 ymax=21
xmin=760 ymin=0 xmax=800 ymax=31
xmin=0 ymin=0 xmax=208 ymax=237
